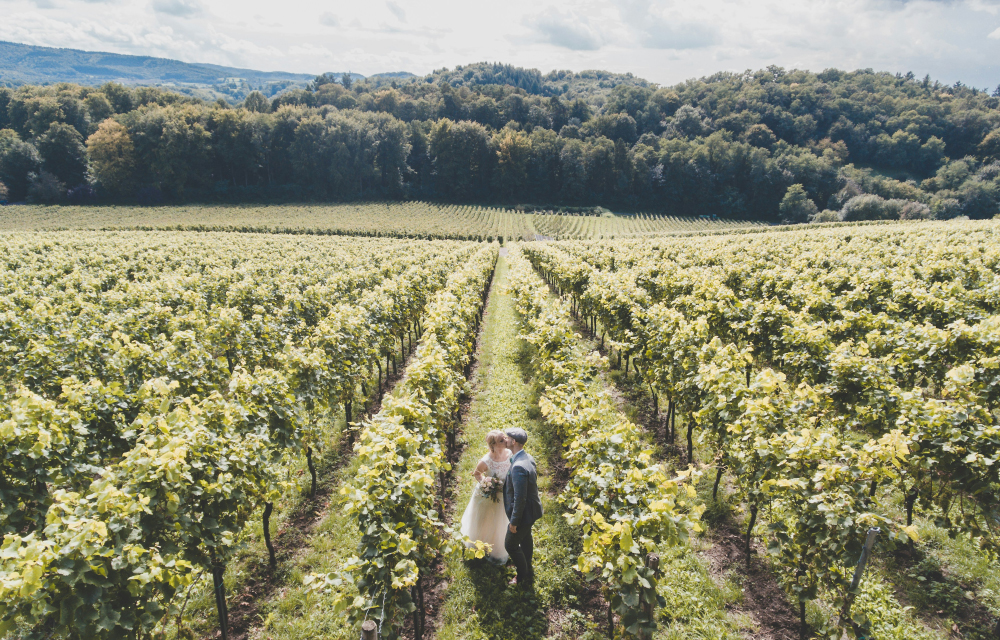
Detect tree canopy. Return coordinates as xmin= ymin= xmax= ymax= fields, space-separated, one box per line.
xmin=0 ymin=65 xmax=998 ymax=221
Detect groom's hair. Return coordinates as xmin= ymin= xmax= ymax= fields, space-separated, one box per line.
xmin=505 ymin=428 xmax=528 ymax=444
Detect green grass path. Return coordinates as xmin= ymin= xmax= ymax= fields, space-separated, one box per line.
xmin=434 ymin=256 xmax=592 ymax=640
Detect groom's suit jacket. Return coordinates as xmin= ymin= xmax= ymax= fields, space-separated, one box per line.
xmin=503 ymin=449 xmax=543 ymax=528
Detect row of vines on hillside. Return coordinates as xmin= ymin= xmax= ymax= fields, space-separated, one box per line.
xmin=523 ymin=220 xmax=1000 ymax=637
xmin=506 ymin=246 xmax=702 ymax=640
xmin=306 ymin=244 xmax=498 ymax=640
xmin=0 ymin=232 xmax=483 ymax=639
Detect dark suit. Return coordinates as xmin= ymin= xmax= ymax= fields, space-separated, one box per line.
xmin=503 ymin=449 xmax=542 ymax=585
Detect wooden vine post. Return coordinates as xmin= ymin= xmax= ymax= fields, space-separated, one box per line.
xmin=638 ymin=552 xmax=660 ymax=640
xmin=361 ymin=619 xmax=378 ymax=640
xmin=836 ymin=527 xmax=881 ymax=637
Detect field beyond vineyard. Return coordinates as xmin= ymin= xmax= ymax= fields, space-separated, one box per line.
xmin=1 ymin=219 xmax=998 ymax=640
xmin=0 ymin=202 xmax=761 ymax=240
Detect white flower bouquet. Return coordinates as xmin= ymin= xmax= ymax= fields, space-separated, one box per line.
xmin=478 ymin=475 xmax=503 ymax=503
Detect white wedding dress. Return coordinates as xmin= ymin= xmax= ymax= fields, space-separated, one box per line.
xmin=460 ymin=452 xmax=511 ymax=562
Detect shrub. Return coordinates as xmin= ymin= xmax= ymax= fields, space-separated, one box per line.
xmin=899 ymin=201 xmax=933 ymax=220
xmin=0 ymin=180 xmax=8 ymax=203
xmin=810 ymin=209 xmax=841 ymax=223
xmin=67 ymin=184 xmax=98 ymax=204
xmin=841 ymin=194 xmax=901 ymax=221
xmin=931 ymin=196 xmax=962 ymax=219
xmin=27 ymin=171 xmax=66 ymax=203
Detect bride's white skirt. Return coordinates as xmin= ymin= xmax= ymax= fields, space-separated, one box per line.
xmin=460 ymin=486 xmax=510 ymax=562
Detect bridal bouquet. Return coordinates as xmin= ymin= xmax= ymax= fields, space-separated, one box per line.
xmin=478 ymin=475 xmax=503 ymax=503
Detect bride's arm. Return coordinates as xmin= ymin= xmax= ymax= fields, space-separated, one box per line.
xmin=472 ymin=460 xmax=488 ymax=483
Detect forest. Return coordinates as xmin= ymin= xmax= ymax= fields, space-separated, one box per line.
xmin=1 ymin=62 xmax=999 ymax=223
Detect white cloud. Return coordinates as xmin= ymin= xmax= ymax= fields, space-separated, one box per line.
xmin=0 ymin=0 xmax=996 ymax=87
xmin=288 ymin=43 xmax=332 ymax=56
xmin=615 ymin=0 xmax=719 ymax=49
xmin=525 ymin=8 xmax=605 ymax=50
xmin=150 ymin=0 xmax=202 ymax=17
xmin=385 ymin=0 xmax=405 ymax=23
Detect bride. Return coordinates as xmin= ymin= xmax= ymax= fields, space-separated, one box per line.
xmin=460 ymin=429 xmax=511 ymax=563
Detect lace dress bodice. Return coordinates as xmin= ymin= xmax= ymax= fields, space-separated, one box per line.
xmin=481 ymin=453 xmax=511 ymax=479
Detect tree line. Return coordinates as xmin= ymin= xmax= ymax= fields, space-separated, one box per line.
xmin=0 ymin=64 xmax=998 ymax=222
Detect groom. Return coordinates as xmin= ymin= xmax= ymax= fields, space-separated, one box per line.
xmin=503 ymin=428 xmax=542 ymax=588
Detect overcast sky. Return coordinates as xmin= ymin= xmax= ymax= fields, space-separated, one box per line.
xmin=3 ymin=0 xmax=999 ymax=89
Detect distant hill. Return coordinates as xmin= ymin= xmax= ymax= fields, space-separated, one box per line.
xmin=0 ymin=42 xmax=641 ymax=105
xmin=0 ymin=41 xmax=415 ymax=102
xmin=423 ymin=62 xmax=656 ymax=101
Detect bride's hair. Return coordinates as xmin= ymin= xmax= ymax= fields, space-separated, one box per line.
xmin=486 ymin=430 xmax=505 ymax=452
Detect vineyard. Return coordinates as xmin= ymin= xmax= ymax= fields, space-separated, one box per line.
xmin=2 ymin=218 xmax=999 ymax=640
xmin=0 ymin=202 xmax=761 ymax=240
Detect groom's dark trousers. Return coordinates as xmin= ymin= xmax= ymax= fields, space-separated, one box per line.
xmin=503 ymin=449 xmax=543 ymax=586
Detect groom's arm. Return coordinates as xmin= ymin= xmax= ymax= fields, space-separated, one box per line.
xmin=509 ymin=464 xmax=528 ymax=527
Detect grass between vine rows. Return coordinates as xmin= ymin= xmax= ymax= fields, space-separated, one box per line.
xmin=432 ymin=256 xmax=608 ymax=640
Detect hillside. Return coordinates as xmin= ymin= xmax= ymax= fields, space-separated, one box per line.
xmin=0 ymin=41 xmax=350 ymax=102
xmin=0 ymin=51 xmax=998 ymax=222
xmin=420 ymin=62 xmax=655 ymax=105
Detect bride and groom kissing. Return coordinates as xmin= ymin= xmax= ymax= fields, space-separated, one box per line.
xmin=459 ymin=427 xmax=543 ymax=589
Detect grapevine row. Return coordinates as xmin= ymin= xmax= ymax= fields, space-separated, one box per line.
xmin=506 ymin=246 xmax=701 ymax=639
xmin=307 ymin=244 xmax=498 ymax=640
xmin=521 ymin=229 xmax=996 ymax=636
xmin=0 ymin=232 xmax=481 ymax=639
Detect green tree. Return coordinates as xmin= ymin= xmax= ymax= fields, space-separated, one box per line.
xmin=569 ymin=98 xmax=592 ymax=122
xmin=0 ymin=88 xmax=11 ymax=129
xmin=560 ymin=138 xmax=587 ymax=202
xmin=525 ymin=127 xmax=562 ymax=201
xmin=86 ymin=119 xmax=138 ymax=196
xmin=979 ymin=128 xmax=1000 ymax=161
xmin=744 ymin=123 xmax=777 ymax=149
xmin=548 ymin=96 xmax=569 ymax=132
xmin=428 ymin=118 xmax=494 ymax=200
xmin=7 ymin=95 xmax=64 ymax=138
xmin=123 ymin=104 xmax=212 ymax=197
xmin=586 ymin=136 xmax=616 ymax=197
xmin=37 ymin=122 xmax=89 ymax=186
xmin=27 ymin=170 xmax=66 ymax=203
xmin=365 ymin=111 xmax=411 ymax=196
xmin=779 ymin=184 xmax=819 ymax=224
xmin=242 ymin=91 xmax=270 ymax=113
xmin=83 ymin=92 xmax=114 ymax=124
xmin=582 ymin=113 xmax=638 ymax=144
xmin=494 ymin=128 xmax=531 ymax=200
xmin=0 ymin=129 xmax=42 ymax=200
xmin=99 ymin=82 xmax=135 ymax=113
xmin=209 ymin=108 xmax=265 ymax=188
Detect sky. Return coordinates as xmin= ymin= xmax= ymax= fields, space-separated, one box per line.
xmin=2 ymin=0 xmax=999 ymax=89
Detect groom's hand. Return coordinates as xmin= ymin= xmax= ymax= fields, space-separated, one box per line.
xmin=509 ymin=524 xmax=517 ymax=533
